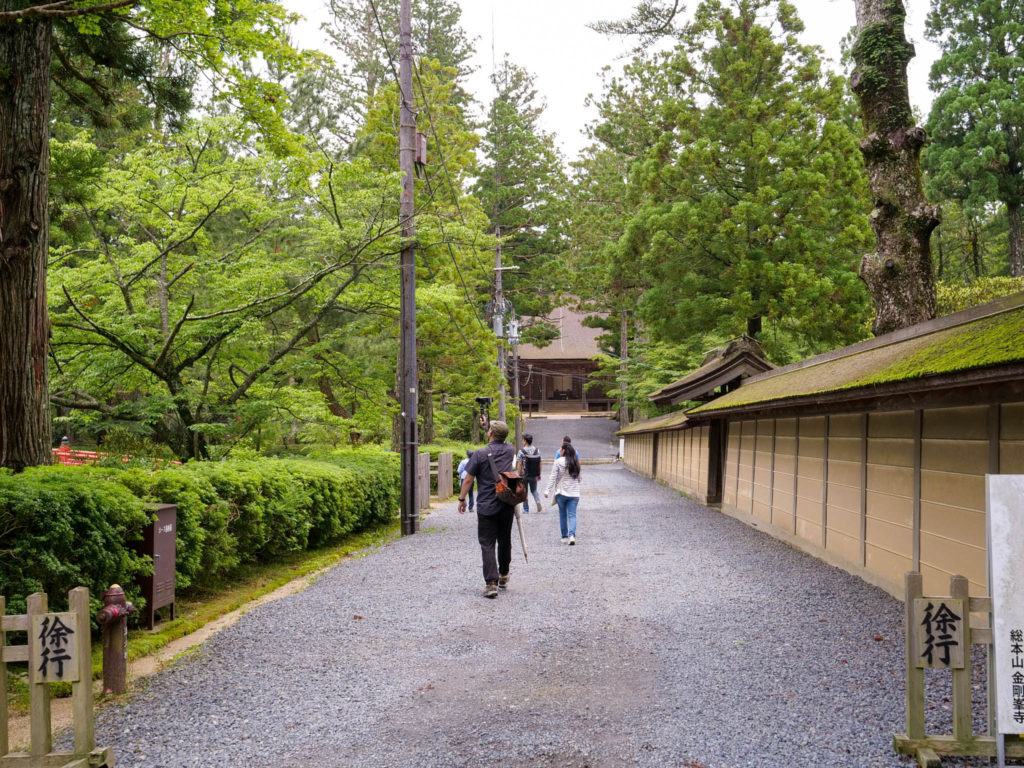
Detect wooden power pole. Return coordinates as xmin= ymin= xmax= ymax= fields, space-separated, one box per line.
xmin=399 ymin=0 xmax=418 ymax=536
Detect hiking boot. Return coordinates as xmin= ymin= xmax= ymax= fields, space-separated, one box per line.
xmin=484 ymin=582 xmax=498 ymax=598
xmin=498 ymin=574 xmax=509 ymax=589
xmin=569 ymin=535 xmax=576 ymax=545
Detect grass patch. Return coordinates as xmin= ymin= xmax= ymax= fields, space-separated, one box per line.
xmin=5 ymin=520 xmax=399 ymax=713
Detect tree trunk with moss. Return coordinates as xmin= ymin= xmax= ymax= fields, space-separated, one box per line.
xmin=0 ymin=10 xmax=53 ymax=471
xmin=851 ymin=0 xmax=940 ymax=335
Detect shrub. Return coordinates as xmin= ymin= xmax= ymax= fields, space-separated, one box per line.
xmin=0 ymin=466 xmax=150 ymax=614
xmin=1 ymin=451 xmax=400 ymax=614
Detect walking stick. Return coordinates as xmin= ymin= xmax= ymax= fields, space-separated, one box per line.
xmin=514 ymin=505 xmax=529 ymax=562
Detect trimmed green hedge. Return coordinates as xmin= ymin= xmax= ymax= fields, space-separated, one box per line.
xmin=0 ymin=451 xmax=399 ymax=615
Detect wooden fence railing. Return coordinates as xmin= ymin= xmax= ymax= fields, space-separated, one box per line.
xmin=413 ymin=451 xmax=453 ymax=512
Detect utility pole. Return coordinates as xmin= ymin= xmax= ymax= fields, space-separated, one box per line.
xmin=619 ymin=309 xmax=629 ymax=430
xmin=510 ymin=318 xmax=522 ymax=450
xmin=398 ymin=0 xmax=418 ymax=536
xmin=494 ymin=226 xmax=507 ymax=421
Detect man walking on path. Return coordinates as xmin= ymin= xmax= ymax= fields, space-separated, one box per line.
xmin=458 ymin=420 xmax=516 ymax=598
xmin=515 ymin=433 xmax=543 ymax=513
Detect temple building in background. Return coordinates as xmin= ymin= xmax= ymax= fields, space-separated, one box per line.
xmin=515 ymin=306 xmax=615 ymax=414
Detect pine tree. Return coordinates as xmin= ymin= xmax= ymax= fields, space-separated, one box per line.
xmin=474 ymin=57 xmax=568 ymax=323
xmin=922 ymin=0 xmax=1024 ymax=276
xmin=621 ymin=0 xmax=873 ymax=361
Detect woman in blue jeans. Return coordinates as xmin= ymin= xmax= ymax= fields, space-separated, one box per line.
xmin=543 ymin=439 xmax=582 ymax=545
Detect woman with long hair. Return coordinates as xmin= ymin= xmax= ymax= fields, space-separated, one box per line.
xmin=543 ymin=438 xmax=582 ymax=545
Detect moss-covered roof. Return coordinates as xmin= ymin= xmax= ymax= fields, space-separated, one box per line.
xmin=616 ymin=409 xmax=690 ymax=435
xmin=689 ymin=292 xmax=1024 ymax=415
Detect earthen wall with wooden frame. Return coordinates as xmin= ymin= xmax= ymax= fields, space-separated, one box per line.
xmin=623 ymin=426 xmax=712 ymax=503
xmin=718 ymin=401 xmax=1024 ymax=599
xmin=622 ymin=399 xmax=1024 ymax=600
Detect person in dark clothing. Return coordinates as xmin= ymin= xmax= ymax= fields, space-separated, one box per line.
xmin=458 ymin=419 xmax=516 ymax=598
xmin=515 ymin=433 xmax=543 ymax=513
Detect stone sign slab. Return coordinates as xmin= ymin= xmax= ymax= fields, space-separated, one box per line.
xmin=987 ymin=474 xmax=1024 ymax=735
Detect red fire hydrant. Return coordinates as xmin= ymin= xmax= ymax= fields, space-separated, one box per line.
xmin=95 ymin=584 xmax=137 ymax=695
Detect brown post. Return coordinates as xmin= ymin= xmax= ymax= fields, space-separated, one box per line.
xmin=95 ymin=584 xmax=136 ymax=696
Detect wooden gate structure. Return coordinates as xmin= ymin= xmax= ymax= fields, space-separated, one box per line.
xmin=895 ymin=572 xmax=1024 ymax=766
xmin=1 ymin=588 xmax=113 ymax=768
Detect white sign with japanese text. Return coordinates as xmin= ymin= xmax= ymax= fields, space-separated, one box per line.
xmin=987 ymin=474 xmax=1024 ymax=735
xmin=30 ymin=611 xmax=80 ymax=684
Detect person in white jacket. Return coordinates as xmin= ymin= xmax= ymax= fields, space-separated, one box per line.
xmin=543 ymin=438 xmax=582 ymax=545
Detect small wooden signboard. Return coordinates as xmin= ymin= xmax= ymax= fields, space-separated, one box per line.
xmin=913 ymin=598 xmax=965 ymax=669
xmin=29 ymin=612 xmax=80 ymax=684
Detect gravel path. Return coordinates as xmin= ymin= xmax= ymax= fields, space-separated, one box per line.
xmin=92 ymin=463 xmax=951 ymax=767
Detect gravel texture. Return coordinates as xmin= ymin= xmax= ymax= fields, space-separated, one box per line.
xmin=522 ymin=415 xmax=618 ymax=460
xmin=85 ymin=463 xmax=992 ymax=767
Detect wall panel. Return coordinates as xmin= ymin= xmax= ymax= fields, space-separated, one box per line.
xmin=795 ymin=416 xmax=826 ymax=545
xmin=865 ymin=411 xmax=914 ymax=587
xmin=919 ymin=405 xmax=988 ymax=595
xmin=752 ymin=419 xmax=775 ymax=522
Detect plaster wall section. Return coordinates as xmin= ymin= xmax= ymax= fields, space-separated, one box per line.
xmin=919 ymin=405 xmax=989 ymax=596
xmin=753 ymin=419 xmax=774 ymax=523
xmin=724 ymin=423 xmax=741 ymax=507
xmin=865 ymin=410 xmax=915 ymax=588
xmin=771 ymin=417 xmax=797 ymax=532
xmin=737 ymin=420 xmax=756 ymax=515
xmin=795 ymin=415 xmax=826 ymax=546
xmin=826 ymin=413 xmax=864 ymax=565
xmin=1000 ymin=402 xmax=1024 ymax=474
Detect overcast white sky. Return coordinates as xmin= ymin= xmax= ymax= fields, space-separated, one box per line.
xmin=284 ymin=0 xmax=940 ymax=159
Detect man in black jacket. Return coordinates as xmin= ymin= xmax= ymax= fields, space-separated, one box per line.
xmin=458 ymin=420 xmax=516 ymax=598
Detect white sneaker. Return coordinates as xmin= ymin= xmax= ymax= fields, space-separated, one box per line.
xmin=568 ymin=535 xmax=576 ymax=545
xmin=561 ymin=537 xmax=569 ymax=544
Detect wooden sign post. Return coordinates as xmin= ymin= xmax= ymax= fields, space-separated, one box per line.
xmin=1 ymin=588 xmax=113 ymax=768
xmin=895 ymin=572 xmax=1024 ymax=766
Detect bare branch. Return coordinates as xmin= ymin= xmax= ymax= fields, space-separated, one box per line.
xmin=0 ymin=0 xmax=135 ymax=22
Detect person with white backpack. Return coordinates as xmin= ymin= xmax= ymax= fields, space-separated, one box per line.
xmin=543 ymin=438 xmax=582 ymax=545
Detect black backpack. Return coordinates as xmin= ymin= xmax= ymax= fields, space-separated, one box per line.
xmin=523 ymin=453 xmax=542 ymax=478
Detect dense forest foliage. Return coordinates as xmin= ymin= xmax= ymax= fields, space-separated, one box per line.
xmin=2 ymin=0 xmax=1022 ymax=465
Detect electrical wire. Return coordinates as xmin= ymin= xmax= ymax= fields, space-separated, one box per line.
xmin=412 ymin=59 xmax=493 ymax=282
xmin=365 ymin=0 xmax=494 ymax=367
xmin=366 ymin=0 xmax=413 ymax=113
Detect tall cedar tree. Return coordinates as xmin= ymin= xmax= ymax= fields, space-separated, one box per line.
xmin=922 ymin=0 xmax=1024 ymax=276
xmin=475 ymin=58 xmax=567 ymax=324
xmin=571 ymin=53 xmax=679 ymax=425
xmin=851 ymin=0 xmax=941 ymax=334
xmin=0 ymin=0 xmax=300 ymax=470
xmin=621 ymin=0 xmax=872 ymax=362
